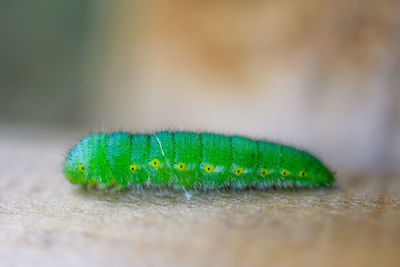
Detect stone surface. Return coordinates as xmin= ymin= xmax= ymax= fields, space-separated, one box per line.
xmin=0 ymin=130 xmax=399 ymax=267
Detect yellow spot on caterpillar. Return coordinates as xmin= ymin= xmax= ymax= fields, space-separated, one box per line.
xmin=77 ymin=164 xmax=85 ymax=172
xmin=176 ymin=162 xmax=187 ymax=171
xmin=299 ymin=170 xmax=307 ymax=178
xmin=151 ymin=159 xmax=161 ymax=168
xmin=260 ymin=168 xmax=269 ymax=176
xmin=129 ymin=163 xmax=138 ymax=173
xmin=280 ymin=169 xmax=289 ymax=177
xmin=204 ymin=164 xmax=215 ymax=173
xmin=234 ymin=167 xmax=244 ymax=176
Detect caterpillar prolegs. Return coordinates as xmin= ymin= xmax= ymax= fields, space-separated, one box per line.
xmin=64 ymin=131 xmax=335 ymax=190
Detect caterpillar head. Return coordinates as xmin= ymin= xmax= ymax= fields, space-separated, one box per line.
xmin=64 ymin=137 xmax=91 ymax=186
xmin=63 ymin=133 xmax=111 ymax=187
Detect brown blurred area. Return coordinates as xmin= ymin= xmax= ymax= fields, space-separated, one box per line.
xmin=0 ymin=0 xmax=400 ymax=171
xmin=1 ymin=0 xmax=400 ymax=171
xmin=94 ymin=0 xmax=400 ymax=173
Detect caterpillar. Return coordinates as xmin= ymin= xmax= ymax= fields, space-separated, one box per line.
xmin=63 ymin=131 xmax=335 ymax=190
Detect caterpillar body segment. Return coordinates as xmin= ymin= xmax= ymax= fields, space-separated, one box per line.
xmin=64 ymin=131 xmax=335 ymax=190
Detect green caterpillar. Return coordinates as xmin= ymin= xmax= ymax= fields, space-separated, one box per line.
xmin=64 ymin=131 xmax=335 ymax=190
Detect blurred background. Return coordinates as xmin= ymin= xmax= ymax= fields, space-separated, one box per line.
xmin=1 ymin=0 xmax=400 ymax=174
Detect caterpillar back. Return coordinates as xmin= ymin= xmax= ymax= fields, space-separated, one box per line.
xmin=64 ymin=131 xmax=335 ymax=190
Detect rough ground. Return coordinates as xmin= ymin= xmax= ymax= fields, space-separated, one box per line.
xmin=0 ymin=130 xmax=399 ymax=267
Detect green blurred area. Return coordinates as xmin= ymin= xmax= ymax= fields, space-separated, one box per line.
xmin=0 ymin=1 xmax=104 ymax=126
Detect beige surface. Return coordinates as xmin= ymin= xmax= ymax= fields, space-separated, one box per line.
xmin=0 ymin=132 xmax=399 ymax=267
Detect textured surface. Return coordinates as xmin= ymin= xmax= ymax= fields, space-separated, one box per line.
xmin=64 ymin=131 xmax=334 ymax=189
xmin=0 ymin=131 xmax=399 ymax=267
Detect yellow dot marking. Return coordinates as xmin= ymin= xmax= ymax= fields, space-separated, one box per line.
xmin=129 ymin=163 xmax=138 ymax=173
xmin=204 ymin=164 xmax=215 ymax=173
xmin=151 ymin=159 xmax=161 ymax=168
xmin=176 ymin=162 xmax=187 ymax=171
xmin=299 ymin=171 xmax=307 ymax=178
xmin=260 ymin=168 xmax=269 ymax=176
xmin=280 ymin=169 xmax=289 ymax=177
xmin=77 ymin=164 xmax=85 ymax=172
xmin=234 ymin=167 xmax=244 ymax=176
